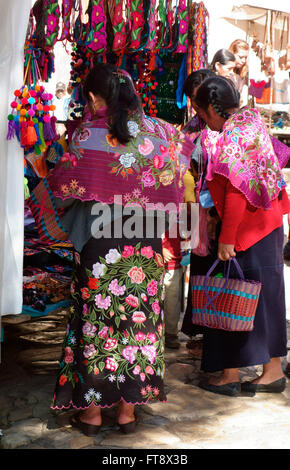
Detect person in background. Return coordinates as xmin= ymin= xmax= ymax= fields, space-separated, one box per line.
xmin=229 ymin=39 xmax=250 ymax=105
xmin=210 ymin=49 xmax=236 ymax=80
xmin=53 ymin=81 xmax=71 ymax=122
xmin=192 ymin=76 xmax=289 ymax=397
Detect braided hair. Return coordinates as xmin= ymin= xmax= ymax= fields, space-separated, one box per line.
xmin=83 ymin=63 xmax=142 ymax=145
xmin=194 ymin=76 xmax=240 ymax=120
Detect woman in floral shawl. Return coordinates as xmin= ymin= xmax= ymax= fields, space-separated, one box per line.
xmin=192 ymin=76 xmax=289 ymax=397
xmin=29 ymin=63 xmax=192 ymax=435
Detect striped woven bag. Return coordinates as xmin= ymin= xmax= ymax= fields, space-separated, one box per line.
xmin=191 ymin=258 xmax=261 ymax=331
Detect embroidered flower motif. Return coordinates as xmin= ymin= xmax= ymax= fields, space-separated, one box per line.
xmin=81 ymin=288 xmax=90 ymax=300
xmin=135 ymin=332 xmax=147 ymax=341
xmin=140 ymin=345 xmax=157 ymax=364
xmin=122 ymin=345 xmax=139 ymax=364
xmin=95 ymin=294 xmax=111 ymax=310
xmin=105 ymin=249 xmax=121 ymax=264
xmin=108 ymin=278 xmax=126 ymax=296
xmin=125 ymin=294 xmax=139 ymax=308
xmin=118 ymin=374 xmax=126 ymax=383
xmin=153 ymin=154 xmax=165 ymax=169
xmin=141 ymin=169 xmax=155 ymax=187
xmin=122 ymin=245 xmax=135 ymax=258
xmin=82 ymin=322 xmax=97 ymax=337
xmin=98 ymin=326 xmax=109 ymax=339
xmin=108 ymin=374 xmax=116 ymax=382
xmin=119 ymin=153 xmax=136 ymax=168
xmin=128 ymin=266 xmax=146 ymax=284
xmin=159 ymin=170 xmax=174 ymax=186
xmin=132 ymin=311 xmax=147 ymax=323
xmin=78 ymin=128 xmax=91 ymax=142
xmin=140 ymin=246 xmax=154 ymax=259
xmin=92 ymin=262 xmax=106 ymax=278
xmin=147 ymin=280 xmax=158 ymax=296
xmin=105 ymin=357 xmax=119 ymax=372
xmin=127 ymin=121 xmax=140 ymax=138
xmin=64 ymin=347 xmax=74 ymax=364
xmin=88 ymin=277 xmax=99 ymax=290
xmin=151 ymin=300 xmax=160 ymax=315
xmin=133 ymin=365 xmax=141 ymax=375
xmin=103 ymin=338 xmax=118 ymax=351
xmin=141 ymin=293 xmax=148 ymax=302
xmin=147 ymin=333 xmax=157 ymax=343
xmin=82 ymin=304 xmax=89 ymax=315
xmin=83 ymin=344 xmax=97 ymax=359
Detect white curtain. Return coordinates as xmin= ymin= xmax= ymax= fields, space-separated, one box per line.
xmin=0 ymin=0 xmax=32 ymax=315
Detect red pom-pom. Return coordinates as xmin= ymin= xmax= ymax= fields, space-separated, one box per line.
xmin=11 ymin=101 xmax=18 ymax=108
xmin=43 ymin=105 xmax=50 ymax=112
xmin=14 ymin=90 xmax=21 ymax=97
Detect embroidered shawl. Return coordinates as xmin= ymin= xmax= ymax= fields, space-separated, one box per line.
xmin=46 ymin=108 xmax=193 ymax=211
xmin=202 ymin=107 xmax=287 ymax=209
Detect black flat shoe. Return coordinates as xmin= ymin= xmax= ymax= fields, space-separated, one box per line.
xmin=198 ymin=380 xmax=240 ymax=397
xmin=70 ymin=412 xmax=101 ymax=437
xmin=118 ymin=414 xmax=140 ymax=434
xmin=241 ymin=377 xmax=286 ymax=395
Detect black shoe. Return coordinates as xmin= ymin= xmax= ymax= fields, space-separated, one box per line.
xmin=283 ymin=241 xmax=290 ymax=261
xmin=165 ymin=334 xmax=180 ymax=349
xmin=198 ymin=380 xmax=240 ymax=397
xmin=241 ymin=377 xmax=286 ymax=394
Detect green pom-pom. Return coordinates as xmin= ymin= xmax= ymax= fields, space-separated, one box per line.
xmin=7 ymin=114 xmax=14 ymax=121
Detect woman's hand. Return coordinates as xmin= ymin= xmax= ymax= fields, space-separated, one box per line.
xmin=218 ymin=243 xmax=236 ymax=261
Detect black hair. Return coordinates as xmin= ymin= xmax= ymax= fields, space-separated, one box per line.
xmin=194 ymin=76 xmax=240 ymax=120
xmin=210 ymin=49 xmax=236 ymax=71
xmin=183 ymin=69 xmax=216 ymax=98
xmin=83 ymin=63 xmax=142 ymax=145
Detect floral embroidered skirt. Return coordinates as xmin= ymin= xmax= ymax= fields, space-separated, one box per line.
xmin=51 ymin=236 xmax=167 ymax=410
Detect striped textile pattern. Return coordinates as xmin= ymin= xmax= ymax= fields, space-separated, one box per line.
xmin=191 ymin=274 xmax=261 ymax=331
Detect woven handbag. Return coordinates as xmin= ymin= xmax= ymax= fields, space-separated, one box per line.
xmin=191 ymin=258 xmax=262 ymax=332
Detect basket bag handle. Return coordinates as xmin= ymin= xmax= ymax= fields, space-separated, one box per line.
xmin=201 ymin=257 xmax=245 ymax=328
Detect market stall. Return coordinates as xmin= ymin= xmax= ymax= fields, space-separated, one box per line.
xmin=220 ymin=3 xmax=290 ymax=147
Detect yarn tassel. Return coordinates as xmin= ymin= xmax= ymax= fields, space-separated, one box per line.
xmin=43 ymin=118 xmax=55 ymax=141
xmin=24 ymin=177 xmax=30 ymax=200
xmin=14 ymin=117 xmax=20 ymax=141
xmin=26 ymin=123 xmax=38 ymax=147
xmin=20 ymin=121 xmax=28 ymax=147
xmin=6 ymin=119 xmax=16 ymax=140
xmin=50 ymin=116 xmax=59 ymax=141
xmin=32 ymin=118 xmax=42 ymax=154
xmin=38 ymin=121 xmax=47 ymax=151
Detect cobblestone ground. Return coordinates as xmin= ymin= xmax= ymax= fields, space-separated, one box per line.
xmin=0 ymin=320 xmax=290 ymax=450
xmin=1 ymin=170 xmax=290 ymax=451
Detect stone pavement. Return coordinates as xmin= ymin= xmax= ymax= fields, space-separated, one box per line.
xmin=0 ymin=323 xmax=290 ymax=450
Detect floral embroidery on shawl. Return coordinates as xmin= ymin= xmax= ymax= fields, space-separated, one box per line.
xmin=47 ymin=110 xmax=193 ymax=212
xmin=202 ymin=107 xmax=287 ymax=209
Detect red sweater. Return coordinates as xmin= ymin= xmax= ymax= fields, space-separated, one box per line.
xmin=207 ymin=174 xmax=290 ymax=252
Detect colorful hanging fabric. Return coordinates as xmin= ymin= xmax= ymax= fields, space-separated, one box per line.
xmin=59 ymin=0 xmax=74 ymax=41
xmin=146 ymin=0 xmax=158 ymax=50
xmin=164 ymin=0 xmax=175 ymax=49
xmin=155 ymin=0 xmax=166 ymax=49
xmin=44 ymin=0 xmax=60 ymax=48
xmin=192 ymin=2 xmax=208 ymax=70
xmin=111 ymin=0 xmax=127 ymax=51
xmin=127 ymin=0 xmax=145 ymax=50
xmin=176 ymin=0 xmax=189 ymax=53
xmin=87 ymin=0 xmax=107 ymax=53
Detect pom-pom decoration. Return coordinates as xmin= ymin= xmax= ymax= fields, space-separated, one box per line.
xmin=6 ymin=85 xmax=58 ymax=153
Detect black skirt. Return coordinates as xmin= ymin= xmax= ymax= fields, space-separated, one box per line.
xmin=51 ymin=233 xmax=167 ymax=410
xmin=201 ymin=226 xmax=288 ymax=372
